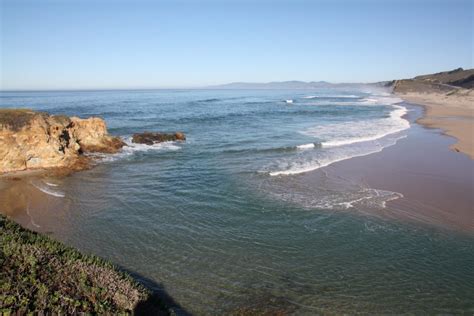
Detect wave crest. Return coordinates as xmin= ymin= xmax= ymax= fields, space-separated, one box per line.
xmin=267 ymin=94 xmax=409 ymax=176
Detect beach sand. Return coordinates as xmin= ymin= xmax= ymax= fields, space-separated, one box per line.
xmin=395 ymin=90 xmax=474 ymax=158
xmin=320 ymin=103 xmax=474 ymax=233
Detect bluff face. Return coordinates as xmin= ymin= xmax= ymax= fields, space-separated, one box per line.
xmin=390 ymin=68 xmax=474 ymax=93
xmin=0 ymin=109 xmax=125 ymax=173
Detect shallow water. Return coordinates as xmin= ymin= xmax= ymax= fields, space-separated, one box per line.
xmin=1 ymin=88 xmax=473 ymax=314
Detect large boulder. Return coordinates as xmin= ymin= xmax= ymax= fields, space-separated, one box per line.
xmin=70 ymin=117 xmax=125 ymax=153
xmin=132 ymin=132 xmax=186 ymax=145
xmin=0 ymin=109 xmax=125 ymax=173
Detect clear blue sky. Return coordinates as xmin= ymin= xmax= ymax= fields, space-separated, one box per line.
xmin=1 ymin=0 xmax=472 ymax=90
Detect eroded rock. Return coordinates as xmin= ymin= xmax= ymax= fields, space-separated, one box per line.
xmin=0 ymin=109 xmax=125 ymax=173
xmin=70 ymin=117 xmax=125 ymax=154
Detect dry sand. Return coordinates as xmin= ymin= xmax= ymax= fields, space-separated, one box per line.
xmin=396 ymin=89 xmax=474 ymax=158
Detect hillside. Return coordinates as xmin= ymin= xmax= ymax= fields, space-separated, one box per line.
xmin=391 ymin=68 xmax=474 ymax=93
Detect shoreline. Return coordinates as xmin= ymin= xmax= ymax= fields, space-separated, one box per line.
xmin=393 ymin=90 xmax=474 ymax=159
xmin=317 ymin=101 xmax=474 ymax=233
xmin=0 ymin=87 xmax=473 ymax=313
xmin=1 ymin=99 xmax=472 ymax=234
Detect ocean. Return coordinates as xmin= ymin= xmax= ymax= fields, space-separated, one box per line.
xmin=1 ymin=88 xmax=473 ymax=314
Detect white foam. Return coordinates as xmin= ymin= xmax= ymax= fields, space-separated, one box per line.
xmin=31 ymin=181 xmax=65 ymax=198
xmin=380 ymin=192 xmax=404 ymax=208
xmin=269 ymin=134 xmax=407 ymax=176
xmin=302 ymin=95 xmax=359 ymax=99
xmin=98 ymin=137 xmax=182 ymax=162
xmin=310 ymin=103 xmax=409 ymax=148
xmin=123 ymin=138 xmax=182 ymax=152
xmin=296 ymin=143 xmax=316 ymax=150
xmin=264 ymin=179 xmax=404 ymax=212
xmin=359 ymin=96 xmax=403 ymax=105
xmin=269 ymin=93 xmax=410 ymax=176
xmin=26 ymin=201 xmax=41 ymax=228
xmin=329 ymin=189 xmax=402 ymax=210
xmin=44 ymin=181 xmax=59 ymax=187
xmin=303 ymin=94 xmax=403 ymax=107
xmin=285 ymin=99 xmax=293 ymax=104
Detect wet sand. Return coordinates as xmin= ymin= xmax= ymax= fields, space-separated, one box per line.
xmin=319 ymin=103 xmax=474 ymax=233
xmin=0 ymin=172 xmax=74 ymax=236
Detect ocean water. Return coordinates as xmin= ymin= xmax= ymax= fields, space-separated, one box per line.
xmin=1 ymin=88 xmax=473 ymax=314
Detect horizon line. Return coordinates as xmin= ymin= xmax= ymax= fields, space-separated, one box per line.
xmin=0 ymin=80 xmax=384 ymax=93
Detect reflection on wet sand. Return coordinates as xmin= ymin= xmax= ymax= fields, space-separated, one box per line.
xmin=0 ymin=174 xmax=72 ymax=236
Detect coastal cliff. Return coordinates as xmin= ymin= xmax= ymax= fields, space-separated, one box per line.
xmin=389 ymin=68 xmax=474 ymax=159
xmin=391 ymin=68 xmax=474 ymax=93
xmin=0 ymin=109 xmax=125 ymax=173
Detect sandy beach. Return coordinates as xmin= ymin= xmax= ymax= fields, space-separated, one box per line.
xmin=397 ymin=90 xmax=474 ymax=158
xmin=323 ymin=103 xmax=474 ymax=233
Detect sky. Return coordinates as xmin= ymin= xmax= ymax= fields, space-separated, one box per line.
xmin=0 ymin=0 xmax=472 ymax=90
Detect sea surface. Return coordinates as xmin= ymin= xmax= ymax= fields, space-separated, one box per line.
xmin=1 ymin=88 xmax=473 ymax=314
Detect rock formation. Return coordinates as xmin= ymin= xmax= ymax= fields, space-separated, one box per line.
xmin=0 ymin=109 xmax=125 ymax=173
xmin=70 ymin=116 xmax=125 ymax=153
xmin=132 ymin=132 xmax=186 ymax=145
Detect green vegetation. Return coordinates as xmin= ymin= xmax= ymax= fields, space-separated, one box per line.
xmin=0 ymin=215 xmax=168 ymax=314
xmin=0 ymin=109 xmax=74 ymax=131
xmin=0 ymin=109 xmax=40 ymax=131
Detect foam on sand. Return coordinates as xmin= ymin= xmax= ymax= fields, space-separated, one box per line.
xmin=31 ymin=180 xmax=65 ymax=198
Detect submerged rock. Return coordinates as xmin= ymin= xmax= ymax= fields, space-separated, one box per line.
xmin=132 ymin=132 xmax=186 ymax=145
xmin=0 ymin=109 xmax=125 ymax=173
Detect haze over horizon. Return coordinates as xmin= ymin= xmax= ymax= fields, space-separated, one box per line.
xmin=1 ymin=0 xmax=472 ymax=90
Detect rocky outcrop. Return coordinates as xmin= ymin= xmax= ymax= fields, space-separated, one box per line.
xmin=132 ymin=132 xmax=186 ymax=145
xmin=70 ymin=117 xmax=125 ymax=153
xmin=0 ymin=109 xmax=125 ymax=173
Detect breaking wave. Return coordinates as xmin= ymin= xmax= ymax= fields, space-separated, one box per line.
xmin=267 ymin=94 xmax=409 ymax=176
xmin=267 ymin=136 xmax=406 ymax=176
xmin=314 ymin=104 xmax=409 ymax=148
xmin=302 ymin=95 xmax=359 ymax=99
xmin=97 ymin=137 xmax=182 ymax=162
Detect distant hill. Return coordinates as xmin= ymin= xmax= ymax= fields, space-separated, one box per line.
xmin=388 ymin=68 xmax=474 ymax=93
xmin=208 ymin=80 xmax=333 ymax=89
